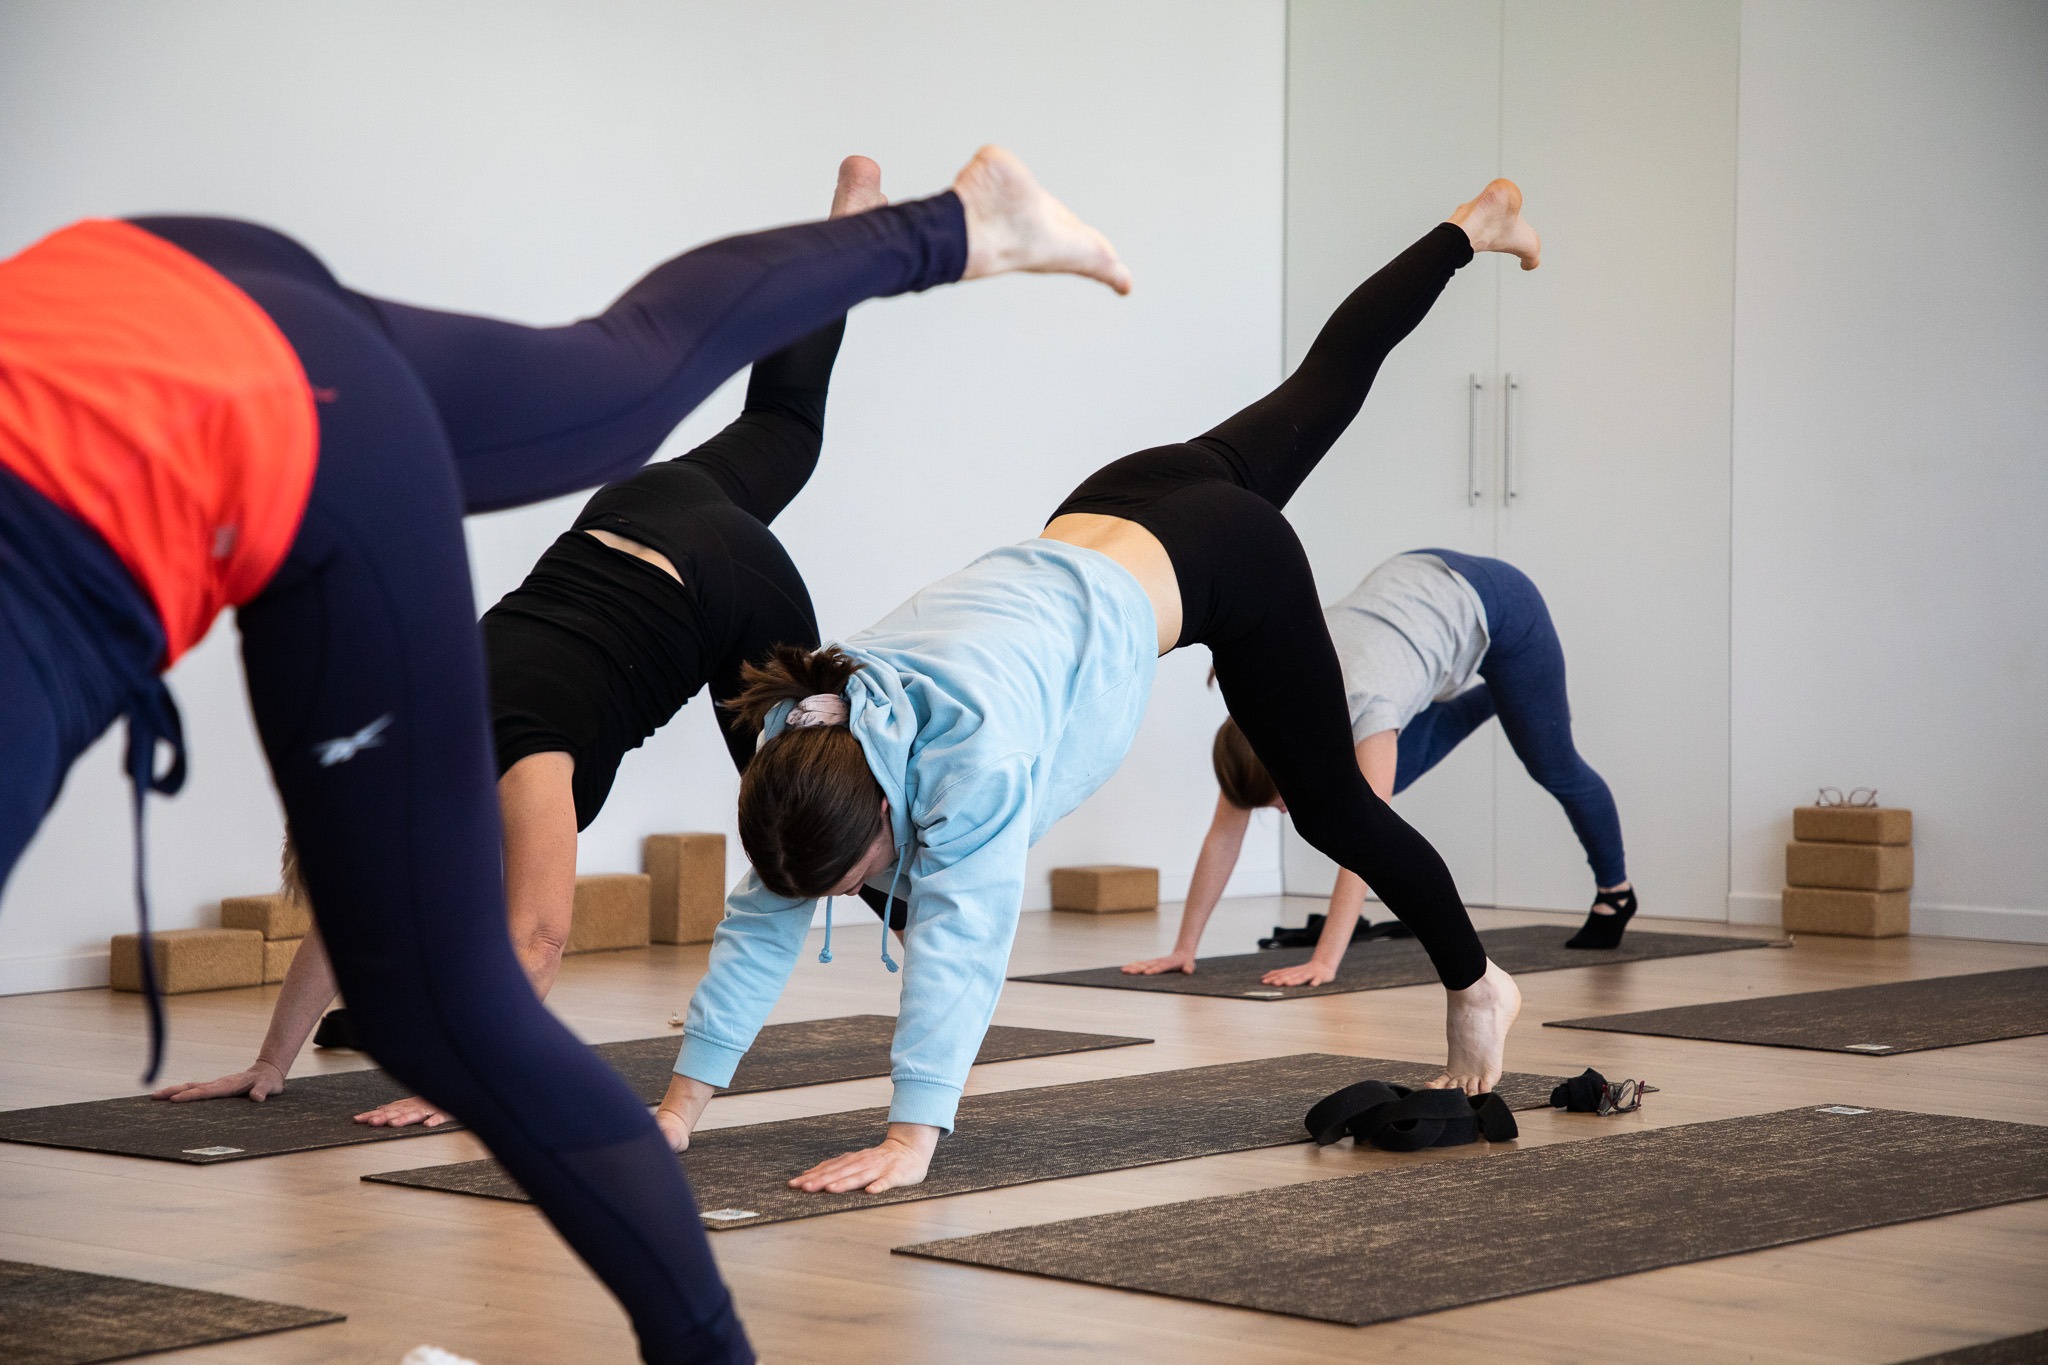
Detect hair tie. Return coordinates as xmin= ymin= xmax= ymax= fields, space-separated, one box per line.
xmin=786 ymin=693 xmax=849 ymax=729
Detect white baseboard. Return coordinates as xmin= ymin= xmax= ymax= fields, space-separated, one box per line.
xmin=0 ymin=949 xmax=111 ymax=997
xmin=1727 ymin=891 xmax=2048 ymax=944
xmin=1909 ymin=901 xmax=2048 ymax=945
xmin=1727 ymin=891 xmax=1784 ymax=928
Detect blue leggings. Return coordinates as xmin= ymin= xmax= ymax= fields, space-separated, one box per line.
xmin=0 ymin=198 xmax=966 ymax=1365
xmin=1393 ymin=551 xmax=1627 ymax=888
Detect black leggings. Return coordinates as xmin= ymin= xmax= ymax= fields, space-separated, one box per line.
xmin=1054 ymin=223 xmax=1487 ymax=989
xmin=122 ymin=201 xmax=963 ymax=1364
xmin=481 ymin=315 xmax=913 ymax=935
xmin=485 ymin=320 xmax=845 ymax=825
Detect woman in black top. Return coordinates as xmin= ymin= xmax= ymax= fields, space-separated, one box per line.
xmin=162 ymin=160 xmax=906 ymax=1127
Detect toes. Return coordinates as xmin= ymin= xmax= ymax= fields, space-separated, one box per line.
xmin=832 ymin=155 xmax=886 ymax=216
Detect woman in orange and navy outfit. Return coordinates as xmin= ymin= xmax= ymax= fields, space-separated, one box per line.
xmin=0 ymin=155 xmax=1125 ymax=1365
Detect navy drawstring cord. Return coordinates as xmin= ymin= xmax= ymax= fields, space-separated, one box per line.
xmin=122 ymin=680 xmax=187 ymax=1084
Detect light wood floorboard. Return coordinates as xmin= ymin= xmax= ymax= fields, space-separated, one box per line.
xmin=2 ymin=897 xmax=2043 ymax=1363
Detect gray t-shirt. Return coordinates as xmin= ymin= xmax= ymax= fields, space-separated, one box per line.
xmin=1322 ymin=553 xmax=1490 ymax=742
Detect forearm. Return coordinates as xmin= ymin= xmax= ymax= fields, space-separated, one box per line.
xmin=1309 ymin=871 xmax=1374 ymax=969
xmin=1173 ymin=803 xmax=1251 ymax=955
xmin=675 ymin=874 xmax=812 ymax=1085
xmin=657 ymin=1074 xmax=717 ymax=1130
xmin=498 ymin=753 xmax=578 ymax=1003
xmin=254 ymin=924 xmax=340 ymax=1077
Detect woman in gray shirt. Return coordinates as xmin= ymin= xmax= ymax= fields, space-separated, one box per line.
xmin=1126 ymin=548 xmax=1633 ymax=986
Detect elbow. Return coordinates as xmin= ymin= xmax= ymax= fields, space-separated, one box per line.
xmin=520 ymin=918 xmax=570 ymax=971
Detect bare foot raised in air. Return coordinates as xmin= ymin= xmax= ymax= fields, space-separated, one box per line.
xmin=954 ymin=145 xmax=1132 ymax=295
xmin=1431 ymin=959 xmax=1522 ymax=1093
xmin=830 ymin=155 xmax=888 ymax=218
xmin=1449 ymin=178 xmax=1542 ymax=271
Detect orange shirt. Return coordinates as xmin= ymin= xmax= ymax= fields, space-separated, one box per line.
xmin=0 ymin=218 xmax=317 ymax=666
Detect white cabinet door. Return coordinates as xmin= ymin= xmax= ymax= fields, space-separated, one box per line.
xmin=1280 ymin=0 xmax=1506 ymax=903
xmin=1492 ymin=0 xmax=1737 ymax=917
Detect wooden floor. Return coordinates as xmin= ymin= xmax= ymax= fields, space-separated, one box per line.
xmin=3 ymin=897 xmax=2045 ymax=1364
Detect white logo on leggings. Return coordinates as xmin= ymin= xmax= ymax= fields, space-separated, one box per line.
xmin=314 ymin=713 xmax=393 ymax=767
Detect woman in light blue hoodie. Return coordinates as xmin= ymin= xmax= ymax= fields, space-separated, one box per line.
xmin=659 ymin=180 xmax=1543 ymax=1196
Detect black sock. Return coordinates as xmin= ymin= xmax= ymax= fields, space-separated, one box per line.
xmin=1565 ymin=886 xmax=1637 ymax=949
xmin=312 ymin=1007 xmax=360 ymax=1049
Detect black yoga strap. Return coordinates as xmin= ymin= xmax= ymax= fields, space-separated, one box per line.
xmin=1303 ymin=1080 xmax=1519 ymax=1152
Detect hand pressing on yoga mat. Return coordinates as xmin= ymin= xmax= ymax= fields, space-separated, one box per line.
xmin=1121 ymin=950 xmax=1197 ymax=976
xmin=654 ymin=1075 xmax=716 ymax=1151
xmin=154 ymin=908 xmax=337 ymax=1106
xmin=1258 ymin=899 xmax=1368 ymax=988
xmin=152 ymin=1058 xmax=287 ymax=1104
xmin=1120 ymin=794 xmax=1251 ymax=976
xmin=355 ymin=1095 xmax=451 ymax=1128
xmin=1260 ymin=957 xmax=1339 ymax=989
xmin=788 ymin=1123 xmax=938 ymax=1194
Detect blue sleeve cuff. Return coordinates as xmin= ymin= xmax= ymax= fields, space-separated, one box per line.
xmin=675 ymin=1031 xmax=747 ymax=1088
xmin=888 ymin=1078 xmax=962 ymax=1133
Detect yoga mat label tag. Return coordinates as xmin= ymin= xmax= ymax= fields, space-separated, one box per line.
xmin=1843 ymin=1043 xmax=1894 ymax=1052
xmin=1815 ymin=1106 xmax=1871 ymax=1116
xmin=701 ymin=1208 xmax=759 ymax=1224
xmin=1241 ymin=990 xmax=1286 ymax=999
xmin=183 ymin=1146 xmax=245 ymax=1156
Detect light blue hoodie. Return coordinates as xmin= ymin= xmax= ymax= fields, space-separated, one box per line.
xmin=675 ymin=538 xmax=1157 ymax=1130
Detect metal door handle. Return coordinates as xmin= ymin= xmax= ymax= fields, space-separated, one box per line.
xmin=1466 ymin=374 xmax=1484 ymax=505
xmin=1502 ymin=373 xmax=1520 ymax=506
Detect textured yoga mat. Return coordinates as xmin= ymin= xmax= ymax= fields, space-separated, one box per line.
xmin=898 ymin=1106 xmax=2048 ymax=1324
xmin=0 ymin=1015 xmax=1146 ymax=1164
xmin=1012 ymin=923 xmax=1777 ymax=1000
xmin=1548 ymin=966 xmax=2048 ymax=1054
xmin=1895 ymin=1330 xmax=2048 ymax=1365
xmin=0 ymin=1259 xmax=341 ymax=1365
xmin=363 ymin=1053 xmax=1566 ymax=1227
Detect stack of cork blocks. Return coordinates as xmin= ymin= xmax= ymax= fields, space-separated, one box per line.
xmin=1783 ymin=804 xmax=1913 ymax=937
xmin=642 ymin=832 xmax=727 ymax=944
xmin=566 ymin=874 xmax=653 ymax=954
xmin=222 ymin=893 xmax=312 ymax=982
xmin=108 ymin=829 xmax=732 ymax=992
xmin=110 ymin=892 xmax=308 ymax=995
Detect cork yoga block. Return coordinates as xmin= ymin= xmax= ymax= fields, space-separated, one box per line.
xmin=643 ymin=832 xmax=726 ymax=945
xmin=1786 ymin=840 xmax=1914 ymax=892
xmin=566 ymin=874 xmax=652 ymax=954
xmin=1781 ymin=887 xmax=1911 ymax=939
xmin=263 ymin=937 xmax=302 ymax=984
xmin=1792 ymin=805 xmax=1912 ymax=846
xmin=109 ymin=928 xmax=264 ymax=995
xmin=220 ymin=892 xmax=312 ymax=940
xmin=1050 ymin=865 xmax=1160 ymax=913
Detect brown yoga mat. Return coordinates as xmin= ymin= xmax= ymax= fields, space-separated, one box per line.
xmin=0 ymin=1259 xmax=341 ymax=1364
xmin=898 ymin=1106 xmax=2048 ymax=1324
xmin=1895 ymin=1330 xmax=2048 ymax=1365
xmin=363 ymin=1053 xmax=1566 ymax=1227
xmin=1548 ymin=966 xmax=2048 ymax=1054
xmin=1012 ymin=923 xmax=1777 ymax=1000
xmin=0 ymin=1015 xmax=1146 ymax=1164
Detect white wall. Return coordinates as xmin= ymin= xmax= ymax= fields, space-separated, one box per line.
xmin=1729 ymin=0 xmax=2048 ymax=940
xmin=0 ymin=0 xmax=1286 ymax=993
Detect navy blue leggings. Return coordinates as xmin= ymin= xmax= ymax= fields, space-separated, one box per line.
xmin=1394 ymin=550 xmax=1627 ymax=887
xmin=0 ymin=199 xmax=966 ymax=1365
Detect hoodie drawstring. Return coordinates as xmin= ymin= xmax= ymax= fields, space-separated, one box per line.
xmin=817 ymin=843 xmax=913 ymax=973
xmin=123 ymin=679 xmax=186 ymax=1083
xmin=878 ymin=844 xmax=910 ymax=974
